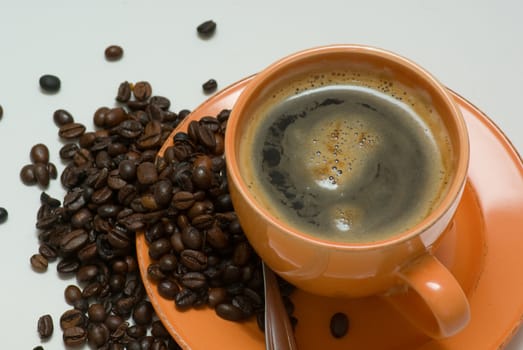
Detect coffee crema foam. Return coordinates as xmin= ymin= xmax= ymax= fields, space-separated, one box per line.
xmin=240 ymin=71 xmax=452 ymax=243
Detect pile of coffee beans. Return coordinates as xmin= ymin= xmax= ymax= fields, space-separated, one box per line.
xmin=20 ymin=143 xmax=58 ymax=187
xmin=30 ymin=80 xmax=295 ymax=349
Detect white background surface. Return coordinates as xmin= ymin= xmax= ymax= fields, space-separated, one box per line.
xmin=0 ymin=0 xmax=521 ymax=349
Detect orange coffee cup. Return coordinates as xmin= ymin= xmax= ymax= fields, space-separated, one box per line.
xmin=225 ymin=45 xmax=470 ymax=339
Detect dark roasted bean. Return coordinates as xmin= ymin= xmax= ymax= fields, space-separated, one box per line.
xmin=34 ymin=163 xmax=50 ymax=187
xmin=197 ymin=20 xmax=217 ymax=36
xmin=37 ymin=314 xmax=54 ymax=339
xmin=57 ymin=258 xmax=80 ymax=274
xmin=137 ymin=162 xmax=158 ymax=185
xmin=60 ymin=309 xmax=86 ymax=330
xmin=105 ymin=45 xmax=124 ymax=61
xmin=133 ymin=81 xmax=152 ymax=101
xmin=60 ymin=229 xmax=89 ymax=254
xmin=157 ymin=279 xmax=179 ymax=300
xmin=105 ymin=107 xmax=127 ymax=127
xmin=88 ymin=323 xmax=110 ymax=347
xmin=127 ymin=324 xmax=147 ymax=339
xmin=202 ymin=79 xmax=218 ymax=93
xmin=59 ymin=122 xmax=86 ymax=139
xmin=39 ymin=74 xmax=61 ymax=93
xmin=148 ymin=238 xmax=171 ymax=260
xmin=47 ymin=162 xmax=58 ymax=179
xmin=64 ymin=285 xmax=83 ymax=305
xmin=53 ymin=109 xmax=74 ymax=126
xmin=133 ymin=301 xmax=154 ymax=325
xmin=151 ymin=320 xmax=170 ymax=339
xmin=20 ymin=164 xmax=37 ymax=185
xmin=88 ymin=303 xmax=107 ymax=323
xmin=149 ymin=96 xmax=171 ymax=110
xmin=174 ymin=288 xmax=197 ymax=310
xmin=76 ymin=264 xmax=98 ymax=282
xmin=38 ymin=243 xmax=57 ymax=261
xmin=181 ymin=226 xmax=202 ymax=250
xmin=30 ymin=143 xmax=50 ymax=164
xmin=63 ymin=326 xmax=87 ymax=347
xmin=215 ymin=303 xmax=245 ymax=321
xmin=330 ymin=312 xmax=349 ymax=338
xmin=30 ymin=253 xmax=48 ymax=272
xmin=147 ymin=263 xmax=166 ymax=281
xmin=181 ymin=272 xmax=207 ymax=290
xmin=116 ymin=81 xmax=132 ymax=102
xmin=180 ymin=249 xmax=207 ymax=271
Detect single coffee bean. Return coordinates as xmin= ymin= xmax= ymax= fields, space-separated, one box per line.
xmin=53 ymin=109 xmax=74 ymax=126
xmin=118 ymin=159 xmax=137 ymax=181
xmin=60 ymin=309 xmax=85 ymax=329
xmin=59 ymin=122 xmax=86 ymax=139
xmin=0 ymin=104 xmax=3 ymax=119
xmin=330 ymin=312 xmax=349 ymax=338
xmin=132 ymin=301 xmax=153 ymax=325
xmin=34 ymin=163 xmax=50 ymax=187
xmin=63 ymin=326 xmax=87 ymax=347
xmin=215 ymin=303 xmax=245 ymax=321
xmin=88 ymin=323 xmax=110 ymax=347
xmin=105 ymin=45 xmax=124 ymax=61
xmin=30 ymin=253 xmax=48 ymax=272
xmin=127 ymin=324 xmax=147 ymax=338
xmin=116 ymin=81 xmax=131 ymax=102
xmin=47 ymin=162 xmax=58 ymax=179
xmin=76 ymin=264 xmax=99 ymax=282
xmin=181 ymin=271 xmax=207 ymax=290
xmin=180 ymin=249 xmax=207 ymax=271
xmin=151 ymin=320 xmax=170 ymax=339
xmin=56 ymin=257 xmax=80 ymax=274
xmin=38 ymin=243 xmax=57 ymax=261
xmin=30 ymin=143 xmax=50 ymax=164
xmin=148 ymin=238 xmax=172 ymax=260
xmin=137 ymin=162 xmax=158 ymax=185
xmin=197 ymin=20 xmax=216 ymax=36
xmin=174 ymin=288 xmax=198 ymax=310
xmin=157 ymin=279 xmax=179 ymax=300
xmin=33 ymin=346 xmax=43 ymax=350
xmin=39 ymin=74 xmax=61 ymax=93
xmin=37 ymin=314 xmax=54 ymax=339
xmin=88 ymin=303 xmax=107 ymax=323
xmin=20 ymin=164 xmax=37 ymax=185
xmin=60 ymin=229 xmax=89 ymax=254
xmin=0 ymin=207 xmax=8 ymax=224
xmin=202 ymin=79 xmax=218 ymax=93
xmin=133 ymin=81 xmax=152 ymax=101
xmin=64 ymin=285 xmax=83 ymax=305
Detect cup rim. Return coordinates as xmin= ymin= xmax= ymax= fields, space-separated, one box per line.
xmin=225 ymin=44 xmax=470 ymax=250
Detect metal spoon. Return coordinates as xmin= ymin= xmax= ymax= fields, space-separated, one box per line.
xmin=262 ymin=263 xmax=298 ymax=350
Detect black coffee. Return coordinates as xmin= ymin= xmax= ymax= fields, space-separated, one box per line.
xmin=243 ymin=84 xmax=449 ymax=243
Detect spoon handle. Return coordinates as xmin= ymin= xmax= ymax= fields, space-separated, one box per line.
xmin=263 ymin=263 xmax=298 ymax=350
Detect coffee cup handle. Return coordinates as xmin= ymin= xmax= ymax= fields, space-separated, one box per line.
xmin=384 ymin=253 xmax=470 ymax=339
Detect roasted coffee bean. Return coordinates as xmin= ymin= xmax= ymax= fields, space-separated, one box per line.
xmin=0 ymin=207 xmax=7 ymax=224
xmin=63 ymin=326 xmax=87 ymax=347
xmin=149 ymin=96 xmax=171 ymax=110
xmin=207 ymin=287 xmax=227 ymax=308
xmin=88 ymin=323 xmax=110 ymax=347
xmin=73 ymin=148 xmax=93 ymax=166
xmin=60 ymin=229 xmax=89 ymax=254
xmin=133 ymin=81 xmax=152 ymax=101
xmin=108 ymin=227 xmax=131 ymax=249
xmin=192 ymin=165 xmax=213 ymax=189
xmin=59 ymin=122 xmax=86 ymax=139
xmin=152 ymin=180 xmax=173 ymax=207
xmin=116 ymin=119 xmax=143 ymax=138
xmin=147 ymin=263 xmax=166 ymax=281
xmin=47 ymin=162 xmax=58 ymax=179
xmin=20 ymin=164 xmax=37 ymax=185
xmin=202 ymin=79 xmax=218 ymax=93
xmin=127 ymin=324 xmax=147 ymax=339
xmin=57 ymin=258 xmax=80 ymax=274
xmin=330 ymin=312 xmax=349 ymax=338
xmin=93 ymin=106 xmax=110 ymax=127
xmin=180 ymin=249 xmax=207 ymax=271
xmin=197 ymin=20 xmax=216 ymax=36
xmin=34 ymin=163 xmax=50 ymax=187
xmin=60 ymin=309 xmax=85 ymax=330
xmin=137 ymin=161 xmax=158 ymax=185
xmin=104 ymin=314 xmax=124 ymax=332
xmin=116 ymin=81 xmax=131 ymax=102
xmin=82 ymin=281 xmax=103 ymax=298
xmin=191 ymin=214 xmax=214 ymax=230
xmin=105 ymin=45 xmax=124 ymax=61
xmin=151 ymin=320 xmax=170 ymax=339
xmin=105 ymin=107 xmax=127 ymax=128
xmin=171 ymin=191 xmax=195 ymax=210
xmin=232 ymin=295 xmax=254 ymax=317
xmin=108 ymin=169 xmax=127 ymax=190
xmin=30 ymin=253 xmax=48 ymax=272
xmin=179 ymin=223 xmax=202 ymax=248
xmin=91 ymin=186 xmax=113 ymax=205
xmin=38 ymin=243 xmax=57 ymax=261
xmin=37 ymin=314 xmax=54 ymax=339
xmin=33 ymin=346 xmax=43 ymax=350
xmin=59 ymin=143 xmax=79 ymax=160
xmin=118 ymin=159 xmax=137 ymax=181
xmin=148 ymin=238 xmax=171 ymax=260
xmin=157 ymin=279 xmax=179 ymax=300
xmin=87 ymin=303 xmax=107 ymax=323
xmin=76 ymin=264 xmax=98 ymax=282
xmin=233 ymin=241 xmax=252 ymax=266
xmin=196 ymin=125 xmax=216 ymax=149
xmin=39 ymin=74 xmax=61 ymax=93
xmin=30 ymin=143 xmax=50 ymax=164
xmin=215 ymin=303 xmax=245 ymax=321
xmin=71 ymin=208 xmax=93 ymax=229
xmin=53 ymin=109 xmax=74 ymax=126
xmin=181 ymin=272 xmax=207 ymax=290
xmin=0 ymin=104 xmax=3 ymax=119
xmin=133 ymin=301 xmax=154 ymax=325
xmin=159 ymin=254 xmax=177 ymax=272
xmin=64 ymin=285 xmax=83 ymax=305
xmin=174 ymin=288 xmax=197 ymax=310
xmin=73 ymin=298 xmax=89 ymax=312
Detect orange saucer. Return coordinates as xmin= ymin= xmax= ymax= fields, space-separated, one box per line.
xmin=136 ymin=77 xmax=523 ymax=350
